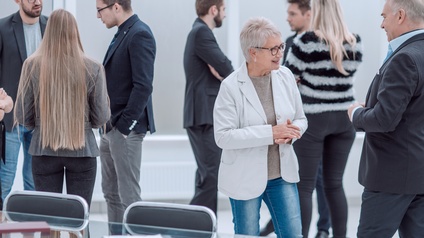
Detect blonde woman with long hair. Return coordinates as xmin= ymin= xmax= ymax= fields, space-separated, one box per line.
xmin=285 ymin=0 xmax=362 ymax=237
xmin=14 ymin=9 xmax=110 ymax=206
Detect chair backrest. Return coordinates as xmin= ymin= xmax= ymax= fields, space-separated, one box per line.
xmin=123 ymin=201 xmax=217 ymax=237
xmin=3 ymin=190 xmax=89 ymax=233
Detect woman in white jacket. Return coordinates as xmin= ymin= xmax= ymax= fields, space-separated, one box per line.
xmin=214 ymin=17 xmax=307 ymax=238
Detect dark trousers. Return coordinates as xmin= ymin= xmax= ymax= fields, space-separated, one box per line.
xmin=32 ymin=156 xmax=97 ymax=206
xmin=316 ymin=162 xmax=331 ymax=232
xmin=357 ymin=189 xmax=424 ymax=238
xmin=294 ymin=111 xmax=355 ymax=238
xmin=186 ymin=124 xmax=221 ymax=214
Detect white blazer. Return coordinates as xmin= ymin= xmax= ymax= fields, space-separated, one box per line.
xmin=213 ymin=62 xmax=307 ymax=200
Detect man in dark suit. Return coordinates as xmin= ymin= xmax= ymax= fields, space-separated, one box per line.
xmin=0 ymin=0 xmax=47 ymax=203
xmin=96 ymin=0 xmax=156 ymax=232
xmin=183 ymin=0 xmax=233 ymax=214
xmin=348 ymin=0 xmax=424 ymax=237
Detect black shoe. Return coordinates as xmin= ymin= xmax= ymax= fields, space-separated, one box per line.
xmin=315 ymin=230 xmax=329 ymax=238
xmin=259 ymin=220 xmax=274 ymax=236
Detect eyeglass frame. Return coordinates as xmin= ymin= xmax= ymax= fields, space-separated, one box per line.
xmin=27 ymin=0 xmax=41 ymax=3
xmin=97 ymin=3 xmax=115 ymax=17
xmin=254 ymin=43 xmax=286 ymax=56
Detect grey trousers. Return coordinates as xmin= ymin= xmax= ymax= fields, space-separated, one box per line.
xmin=100 ymin=127 xmax=145 ymax=226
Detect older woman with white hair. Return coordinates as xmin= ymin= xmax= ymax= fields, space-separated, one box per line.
xmin=213 ymin=17 xmax=307 ymax=238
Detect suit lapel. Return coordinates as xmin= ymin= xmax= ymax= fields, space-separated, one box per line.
xmin=40 ymin=15 xmax=47 ymax=35
xmin=11 ymin=12 xmax=27 ymax=62
xmin=271 ymin=71 xmax=284 ymax=121
xmin=10 ymin=12 xmax=47 ymax=63
xmin=238 ymin=63 xmax=267 ymax=123
xmin=103 ymin=30 xmax=125 ymax=65
xmin=366 ymin=33 xmax=424 ymax=105
xmin=103 ymin=16 xmax=138 ymax=65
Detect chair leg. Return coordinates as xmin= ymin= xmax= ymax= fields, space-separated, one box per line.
xmin=70 ymin=232 xmax=79 ymax=238
xmin=51 ymin=230 xmax=61 ymax=238
xmin=70 ymin=231 xmax=83 ymax=238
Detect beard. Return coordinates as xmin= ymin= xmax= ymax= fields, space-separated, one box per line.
xmin=22 ymin=4 xmax=42 ymax=18
xmin=214 ymin=14 xmax=223 ymax=28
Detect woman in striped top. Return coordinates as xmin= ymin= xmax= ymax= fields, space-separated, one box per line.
xmin=285 ymin=0 xmax=362 ymax=237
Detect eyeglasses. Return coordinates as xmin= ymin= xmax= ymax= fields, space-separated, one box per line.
xmin=27 ymin=0 xmax=41 ymax=3
xmin=97 ymin=3 xmax=115 ymax=17
xmin=254 ymin=43 xmax=285 ymax=56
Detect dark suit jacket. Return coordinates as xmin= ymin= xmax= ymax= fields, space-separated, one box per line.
xmin=0 ymin=11 xmax=47 ymax=131
xmin=282 ymin=33 xmax=296 ymax=65
xmin=103 ymin=14 xmax=156 ymax=135
xmin=353 ymin=33 xmax=424 ymax=194
xmin=183 ymin=18 xmax=233 ymax=128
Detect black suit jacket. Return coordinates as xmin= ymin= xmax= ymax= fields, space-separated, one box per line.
xmin=183 ymin=18 xmax=233 ymax=128
xmin=103 ymin=14 xmax=156 ymax=135
xmin=353 ymin=33 xmax=424 ymax=194
xmin=282 ymin=33 xmax=296 ymax=65
xmin=0 ymin=11 xmax=47 ymax=131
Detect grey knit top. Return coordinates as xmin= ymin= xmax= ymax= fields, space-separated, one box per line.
xmin=251 ymin=74 xmax=281 ymax=180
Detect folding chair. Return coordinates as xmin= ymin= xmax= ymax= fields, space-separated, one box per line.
xmin=3 ymin=190 xmax=89 ymax=238
xmin=123 ymin=201 xmax=217 ymax=237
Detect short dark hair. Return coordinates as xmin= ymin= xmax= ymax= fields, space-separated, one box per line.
xmin=195 ymin=0 xmax=224 ymax=17
xmin=101 ymin=0 xmax=132 ymax=12
xmin=288 ymin=0 xmax=311 ymax=14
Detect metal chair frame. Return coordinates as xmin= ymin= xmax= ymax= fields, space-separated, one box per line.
xmin=123 ymin=201 xmax=217 ymax=237
xmin=3 ymin=190 xmax=89 ymax=238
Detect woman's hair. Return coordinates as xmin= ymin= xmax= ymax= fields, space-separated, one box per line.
xmin=16 ymin=9 xmax=87 ymax=151
xmin=389 ymin=0 xmax=424 ymax=24
xmin=310 ymin=0 xmax=357 ymax=75
xmin=240 ymin=17 xmax=282 ymax=62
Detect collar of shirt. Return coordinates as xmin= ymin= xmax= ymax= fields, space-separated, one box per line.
xmin=117 ymin=14 xmax=137 ymax=35
xmin=389 ymin=29 xmax=424 ymax=52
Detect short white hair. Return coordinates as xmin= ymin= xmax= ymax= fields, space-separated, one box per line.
xmin=389 ymin=0 xmax=424 ymax=24
xmin=239 ymin=17 xmax=282 ymax=62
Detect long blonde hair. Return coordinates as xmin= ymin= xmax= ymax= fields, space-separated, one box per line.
xmin=310 ymin=0 xmax=357 ymax=75
xmin=16 ymin=9 xmax=87 ymax=151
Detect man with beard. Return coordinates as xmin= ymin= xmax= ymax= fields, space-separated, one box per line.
xmin=96 ymin=0 xmax=156 ymax=234
xmin=0 ymin=0 xmax=47 ymax=205
xmin=183 ymin=0 xmax=233 ymax=214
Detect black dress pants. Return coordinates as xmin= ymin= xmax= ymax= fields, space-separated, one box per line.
xmin=186 ymin=124 xmax=221 ymax=214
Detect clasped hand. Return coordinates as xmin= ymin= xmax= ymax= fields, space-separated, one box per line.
xmin=272 ymin=119 xmax=301 ymax=144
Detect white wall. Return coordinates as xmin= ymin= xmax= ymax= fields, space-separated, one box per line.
xmin=3 ymin=0 xmax=386 ymax=206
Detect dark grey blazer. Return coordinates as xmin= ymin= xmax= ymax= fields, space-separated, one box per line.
xmin=14 ymin=58 xmax=110 ymax=157
xmin=0 ymin=11 xmax=48 ymax=131
xmin=353 ymin=33 xmax=424 ymax=194
xmin=183 ymin=18 xmax=233 ymax=128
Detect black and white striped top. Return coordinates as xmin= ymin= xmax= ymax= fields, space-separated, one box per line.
xmin=285 ymin=31 xmax=363 ymax=114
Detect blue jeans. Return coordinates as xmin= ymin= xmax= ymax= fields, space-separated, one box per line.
xmin=0 ymin=125 xmax=34 ymax=200
xmin=229 ymin=178 xmax=302 ymax=238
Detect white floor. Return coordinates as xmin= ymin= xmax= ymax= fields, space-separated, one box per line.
xmin=90 ymin=202 xmax=366 ymax=237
